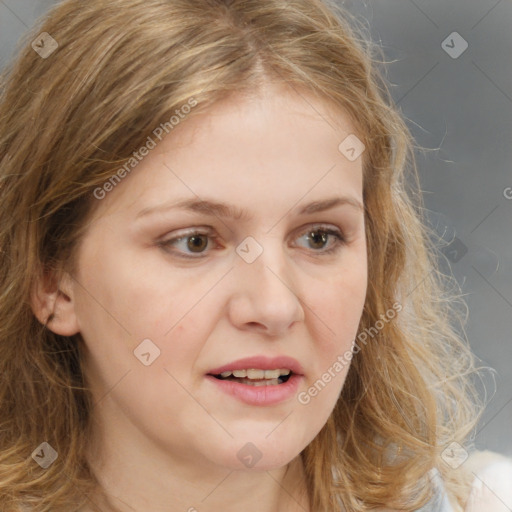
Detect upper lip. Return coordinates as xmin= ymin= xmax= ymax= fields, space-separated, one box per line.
xmin=207 ymin=355 xmax=304 ymax=376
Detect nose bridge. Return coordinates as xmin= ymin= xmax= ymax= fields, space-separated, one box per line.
xmin=236 ymin=234 xmax=290 ymax=290
xmin=230 ymin=234 xmax=304 ymax=333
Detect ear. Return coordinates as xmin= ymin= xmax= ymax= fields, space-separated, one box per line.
xmin=30 ymin=268 xmax=80 ymax=336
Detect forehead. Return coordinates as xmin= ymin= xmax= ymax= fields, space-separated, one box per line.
xmin=171 ymin=83 xmax=362 ymax=149
xmin=90 ymin=84 xmax=364 ymax=223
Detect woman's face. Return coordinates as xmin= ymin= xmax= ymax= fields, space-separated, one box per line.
xmin=67 ymin=84 xmax=367 ymax=472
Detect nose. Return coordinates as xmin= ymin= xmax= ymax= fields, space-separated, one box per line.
xmin=227 ymin=238 xmax=305 ymax=337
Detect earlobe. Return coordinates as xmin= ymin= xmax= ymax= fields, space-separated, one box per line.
xmin=30 ymin=270 xmax=80 ymax=336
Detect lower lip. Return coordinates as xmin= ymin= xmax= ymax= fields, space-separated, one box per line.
xmin=205 ymin=374 xmax=303 ymax=406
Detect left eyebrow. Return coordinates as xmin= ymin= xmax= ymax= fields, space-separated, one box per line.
xmin=135 ymin=196 xmax=364 ymax=222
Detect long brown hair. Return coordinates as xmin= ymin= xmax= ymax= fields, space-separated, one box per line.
xmin=0 ymin=0 xmax=483 ymax=510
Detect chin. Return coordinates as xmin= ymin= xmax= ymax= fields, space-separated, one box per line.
xmin=228 ymin=443 xmax=301 ymax=472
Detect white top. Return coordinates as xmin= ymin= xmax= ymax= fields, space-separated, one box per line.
xmin=462 ymin=450 xmax=512 ymax=512
xmin=417 ymin=450 xmax=512 ymax=511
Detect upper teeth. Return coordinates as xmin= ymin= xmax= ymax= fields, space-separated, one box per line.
xmin=220 ymin=369 xmax=291 ymax=379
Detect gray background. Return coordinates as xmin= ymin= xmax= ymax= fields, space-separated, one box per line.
xmin=1 ymin=0 xmax=511 ymax=457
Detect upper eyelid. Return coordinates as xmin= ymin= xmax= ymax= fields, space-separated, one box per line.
xmin=161 ymin=223 xmax=345 ymax=241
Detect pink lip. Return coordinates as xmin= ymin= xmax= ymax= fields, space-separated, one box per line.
xmin=205 ymin=373 xmax=303 ymax=406
xmin=207 ymin=355 xmax=305 ymax=376
xmin=206 ymin=355 xmax=305 ymax=407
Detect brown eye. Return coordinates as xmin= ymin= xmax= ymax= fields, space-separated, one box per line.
xmin=296 ymin=226 xmax=346 ymax=254
xmin=159 ymin=229 xmax=218 ymax=259
xmin=306 ymin=230 xmax=330 ymax=250
xmin=159 ymin=224 xmax=345 ymax=260
xmin=186 ymin=235 xmax=208 ymax=253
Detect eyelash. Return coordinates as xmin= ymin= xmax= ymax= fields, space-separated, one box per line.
xmin=157 ymin=224 xmax=346 ymax=260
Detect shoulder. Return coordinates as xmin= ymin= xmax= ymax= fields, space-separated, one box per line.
xmin=463 ymin=449 xmax=512 ymax=512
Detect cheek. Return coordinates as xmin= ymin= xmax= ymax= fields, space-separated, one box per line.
xmin=303 ymin=259 xmax=367 ymax=399
xmin=315 ymin=262 xmax=367 ymax=340
xmin=299 ymin=292 xmax=365 ymax=420
xmin=74 ymin=244 xmax=181 ymax=341
xmin=74 ymin=252 xmax=208 ymax=397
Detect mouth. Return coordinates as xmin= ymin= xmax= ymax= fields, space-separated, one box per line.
xmin=208 ymin=368 xmax=294 ymax=386
xmin=205 ymin=369 xmax=303 ymax=406
xmin=205 ymin=356 xmax=304 ymax=405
